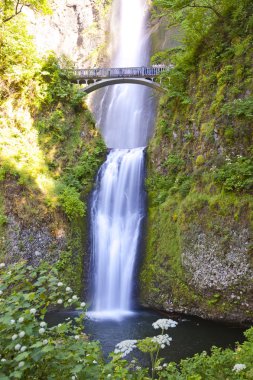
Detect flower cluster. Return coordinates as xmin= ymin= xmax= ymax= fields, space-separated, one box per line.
xmin=152 ymin=318 xmax=178 ymax=330
xmin=232 ymin=363 xmax=246 ymax=373
xmin=152 ymin=334 xmax=172 ymax=349
xmin=114 ymin=339 xmax=137 ymax=358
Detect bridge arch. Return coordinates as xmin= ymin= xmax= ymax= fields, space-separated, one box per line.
xmin=80 ymin=78 xmax=166 ymax=94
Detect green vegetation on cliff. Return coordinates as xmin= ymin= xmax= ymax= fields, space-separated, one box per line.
xmin=141 ymin=0 xmax=253 ymax=323
xmin=0 ymin=7 xmax=106 ymax=292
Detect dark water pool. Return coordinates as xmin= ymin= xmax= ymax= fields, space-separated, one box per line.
xmin=46 ymin=308 xmax=245 ymax=364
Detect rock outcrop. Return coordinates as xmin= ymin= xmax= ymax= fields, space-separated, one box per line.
xmin=23 ymin=0 xmax=111 ymax=66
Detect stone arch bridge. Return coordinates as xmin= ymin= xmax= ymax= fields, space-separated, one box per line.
xmin=68 ymin=66 xmax=171 ymax=94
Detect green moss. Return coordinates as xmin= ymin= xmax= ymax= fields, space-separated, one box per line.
xmin=144 ymin=4 xmax=253 ymax=321
xmin=195 ymin=155 xmax=205 ymax=166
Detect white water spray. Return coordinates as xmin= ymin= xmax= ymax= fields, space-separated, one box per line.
xmin=90 ymin=0 xmax=153 ymax=318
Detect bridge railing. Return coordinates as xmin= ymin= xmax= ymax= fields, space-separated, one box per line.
xmin=68 ymin=66 xmax=171 ymax=80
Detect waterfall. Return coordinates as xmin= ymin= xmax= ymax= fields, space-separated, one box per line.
xmin=90 ymin=0 xmax=153 ymax=318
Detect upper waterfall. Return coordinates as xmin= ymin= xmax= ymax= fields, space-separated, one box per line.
xmin=97 ymin=0 xmax=154 ymax=149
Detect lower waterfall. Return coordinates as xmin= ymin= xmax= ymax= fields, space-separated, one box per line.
xmin=90 ymin=149 xmax=145 ymax=318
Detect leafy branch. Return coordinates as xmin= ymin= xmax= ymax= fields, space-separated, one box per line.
xmin=0 ymin=0 xmax=51 ymax=23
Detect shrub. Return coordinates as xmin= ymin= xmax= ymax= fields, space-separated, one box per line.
xmin=214 ymin=156 xmax=253 ymax=192
xmin=221 ymin=97 xmax=253 ymax=119
xmin=1 ymin=261 xmax=253 ymax=379
xmin=0 ymin=261 xmax=102 ymax=380
xmin=58 ymin=186 xmax=85 ymax=220
xmin=163 ymin=155 xmax=184 ymax=174
xmin=0 ymin=261 xmax=149 ymax=379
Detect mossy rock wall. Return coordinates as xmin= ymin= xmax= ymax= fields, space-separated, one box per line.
xmin=141 ymin=14 xmax=253 ymax=324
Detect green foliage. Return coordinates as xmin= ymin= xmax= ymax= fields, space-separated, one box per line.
xmin=0 ymin=0 xmax=51 ymax=23
xmin=58 ymin=186 xmax=85 ymax=220
xmin=0 ymin=261 xmax=150 ymax=379
xmin=214 ymin=156 xmax=253 ymax=192
xmin=0 ymin=12 xmax=106 ymax=222
xmin=62 ymin=139 xmax=106 ymax=193
xmin=39 ymin=55 xmax=86 ymax=110
xmin=159 ymin=330 xmax=253 ymax=379
xmin=221 ymin=97 xmax=253 ymax=119
xmin=1 ymin=262 xmax=253 ymax=379
xmin=146 ymin=173 xmax=175 ymax=205
xmin=0 ymin=261 xmax=101 ymax=379
xmin=163 ymin=154 xmax=184 ymax=173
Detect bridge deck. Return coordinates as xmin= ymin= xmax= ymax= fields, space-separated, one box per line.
xmin=69 ymin=66 xmax=170 ymax=83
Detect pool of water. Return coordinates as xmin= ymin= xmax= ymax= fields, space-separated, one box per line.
xmin=46 ymin=308 xmax=245 ymax=364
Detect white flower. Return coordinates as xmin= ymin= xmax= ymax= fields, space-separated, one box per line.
xmin=136 ymin=367 xmax=142 ymax=371
xmin=43 ymin=339 xmax=48 ymax=345
xmin=152 ymin=334 xmax=172 ymax=348
xmin=40 ymin=321 xmax=47 ymax=328
xmin=1 ymin=358 xmax=6 ymax=362
xmin=0 ymin=290 xmax=3 ymax=295
xmin=72 ymin=295 xmax=78 ymax=300
xmin=66 ymin=287 xmax=72 ymax=293
xmin=107 ymin=375 xmax=112 ymax=378
xmin=39 ymin=328 xmax=45 ymax=334
xmin=152 ymin=319 xmax=178 ymax=330
xmin=57 ymin=299 xmax=63 ymax=304
xmin=114 ymin=340 xmax=137 ymax=358
xmin=20 ymin=346 xmax=27 ymax=352
xmin=19 ymin=331 xmax=25 ymax=338
xmin=93 ymin=360 xmax=97 ymax=364
xmin=71 ymin=376 xmax=76 ymax=380
xmin=74 ymin=335 xmax=80 ymax=340
xmin=15 ymin=344 xmax=21 ymax=351
xmin=10 ymin=319 xmax=15 ymax=324
xmin=12 ymin=334 xmax=18 ymax=340
xmin=80 ymin=302 xmax=86 ymax=307
xmin=0 ymin=263 xmax=5 ymax=268
xmin=233 ymin=364 xmax=246 ymax=373
xmin=58 ymin=324 xmax=62 ymax=327
xmin=30 ymin=308 xmax=36 ymax=315
xmin=18 ymin=317 xmax=24 ymax=323
xmin=18 ymin=361 xmax=25 ymax=368
xmin=57 ymin=282 xmax=63 ymax=287
xmin=68 ymin=299 xmax=72 ymax=303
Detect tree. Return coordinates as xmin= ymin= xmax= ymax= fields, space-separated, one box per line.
xmin=0 ymin=0 xmax=51 ymax=23
xmin=153 ymin=0 xmax=223 ymax=18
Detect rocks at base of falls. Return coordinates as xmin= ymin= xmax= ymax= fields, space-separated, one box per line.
xmin=5 ymin=215 xmax=67 ymax=266
xmin=182 ymin=229 xmax=251 ymax=291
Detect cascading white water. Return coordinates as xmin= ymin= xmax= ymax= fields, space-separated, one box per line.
xmin=97 ymin=0 xmax=153 ymax=149
xmin=90 ymin=0 xmax=153 ymax=318
xmin=91 ymin=149 xmax=145 ymax=317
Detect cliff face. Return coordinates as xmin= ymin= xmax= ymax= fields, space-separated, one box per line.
xmin=141 ymin=9 xmax=253 ymax=324
xmin=23 ymin=0 xmax=111 ymax=66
